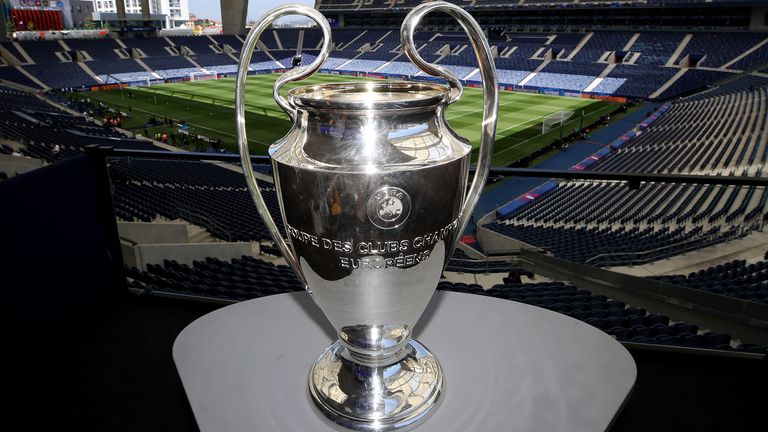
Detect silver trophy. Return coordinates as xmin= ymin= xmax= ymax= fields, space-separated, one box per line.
xmin=236 ymin=2 xmax=497 ymax=430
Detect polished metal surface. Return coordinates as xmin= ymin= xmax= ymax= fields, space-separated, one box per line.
xmin=309 ymin=339 xmax=443 ymax=432
xmin=235 ymin=2 xmax=497 ymax=430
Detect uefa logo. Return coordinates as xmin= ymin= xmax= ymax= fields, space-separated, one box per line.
xmin=366 ymin=186 xmax=412 ymax=229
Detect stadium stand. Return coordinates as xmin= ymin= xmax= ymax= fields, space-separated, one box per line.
xmin=437 ymin=280 xmax=765 ymax=352
xmin=125 ymin=255 xmax=304 ymax=301
xmin=123 ymin=253 xmax=766 ymax=354
xmin=108 ymin=158 xmax=283 ymax=241
xmin=1 ymin=27 xmax=765 ymax=98
xmin=0 ymin=65 xmax=42 ymax=88
xmin=0 ymin=85 xmax=161 ymax=162
xmin=649 ymin=258 xmax=768 ymax=304
xmin=592 ymin=83 xmax=768 ymax=173
xmin=484 ymin=79 xmax=767 ymax=266
xmin=2 ymin=4 xmax=767 ymax=432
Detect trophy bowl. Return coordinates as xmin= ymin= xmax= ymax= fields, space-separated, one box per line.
xmin=236 ymin=2 xmax=497 ymax=431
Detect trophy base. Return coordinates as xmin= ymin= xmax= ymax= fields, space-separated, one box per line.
xmin=308 ymin=339 xmax=443 ymax=431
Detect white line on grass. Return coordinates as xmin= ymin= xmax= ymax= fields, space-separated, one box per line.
xmin=446 ymin=97 xmax=591 ymax=122
xmin=445 ymin=98 xmax=522 ymax=121
xmin=493 ymin=103 xmax=617 ymax=157
xmin=93 ymin=100 xmax=272 ymax=147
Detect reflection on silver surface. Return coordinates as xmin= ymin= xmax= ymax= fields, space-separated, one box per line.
xmin=310 ymin=339 xmax=443 ymax=432
xmin=235 ymin=2 xmax=497 ymax=430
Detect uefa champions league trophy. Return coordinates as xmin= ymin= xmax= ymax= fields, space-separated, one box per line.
xmin=235 ymin=2 xmax=497 ymax=430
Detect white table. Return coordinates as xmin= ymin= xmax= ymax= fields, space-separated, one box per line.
xmin=173 ymin=291 xmax=636 ymax=432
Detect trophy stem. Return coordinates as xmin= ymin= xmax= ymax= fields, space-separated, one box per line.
xmin=309 ymin=339 xmax=444 ymax=432
xmin=340 ymin=345 xmax=410 ymax=368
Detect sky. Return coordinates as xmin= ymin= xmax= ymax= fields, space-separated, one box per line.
xmin=190 ymin=0 xmax=316 ymax=22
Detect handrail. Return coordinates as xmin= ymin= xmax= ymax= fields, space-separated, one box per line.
xmin=91 ymin=146 xmax=768 ymax=188
xmin=177 ymin=205 xmax=233 ymax=243
xmin=118 ymin=236 xmax=138 ymax=246
xmin=584 ymin=224 xmax=750 ymax=266
xmin=445 ymin=257 xmax=515 ymax=274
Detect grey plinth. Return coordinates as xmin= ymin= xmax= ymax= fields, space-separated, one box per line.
xmin=173 ymin=292 xmax=636 ymax=432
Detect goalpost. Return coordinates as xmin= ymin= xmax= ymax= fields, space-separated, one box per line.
xmin=542 ymin=110 xmax=575 ymax=134
xmin=190 ymin=70 xmax=218 ymax=82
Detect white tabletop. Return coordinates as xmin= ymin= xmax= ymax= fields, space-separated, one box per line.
xmin=173 ymin=291 xmax=636 ymax=432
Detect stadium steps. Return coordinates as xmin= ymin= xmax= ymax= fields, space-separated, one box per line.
xmin=11 ymin=42 xmax=34 ymax=64
xmin=187 ymin=223 xmax=217 ymax=244
xmin=207 ymin=35 xmax=240 ymax=63
xmin=57 ymin=40 xmax=71 ymax=52
xmin=563 ymin=32 xmax=593 ymax=61
xmin=721 ymin=37 xmax=768 ymax=71
xmin=256 ymin=44 xmax=285 ymax=68
xmin=134 ymin=58 xmax=163 ymax=79
xmin=296 ymin=30 xmax=304 ymax=56
xmin=77 ymin=62 xmax=103 ymax=84
xmin=518 ymin=59 xmax=551 ymax=86
xmin=665 ymin=33 xmax=693 ymax=67
xmin=649 ymin=68 xmax=688 ymax=99
xmin=584 ymin=64 xmax=618 ymax=92
xmin=622 ymin=33 xmax=642 ymax=52
xmin=0 ymin=45 xmax=22 ymax=66
xmin=185 ymin=56 xmax=204 ymax=69
xmin=611 ymin=230 xmax=768 ymax=277
xmin=14 ymin=66 xmax=49 ymax=90
xmin=463 ymin=68 xmax=480 ymax=80
xmin=334 ymin=51 xmax=368 ymax=70
xmin=336 ymin=30 xmax=367 ymax=50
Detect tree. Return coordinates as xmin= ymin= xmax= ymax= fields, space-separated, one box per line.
xmin=6 ymin=19 xmax=15 ymax=36
xmin=83 ymin=16 xmax=97 ymax=30
xmin=27 ymin=21 xmax=34 ymax=31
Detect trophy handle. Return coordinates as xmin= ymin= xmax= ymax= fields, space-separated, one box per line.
xmin=236 ymin=4 xmax=333 ymax=287
xmin=401 ymin=1 xmax=499 ymax=255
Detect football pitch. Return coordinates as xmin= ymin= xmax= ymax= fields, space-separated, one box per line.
xmin=83 ymin=73 xmax=617 ymax=166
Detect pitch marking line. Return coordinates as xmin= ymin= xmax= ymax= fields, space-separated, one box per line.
xmin=90 ymin=98 xmax=272 ymax=147
xmin=493 ymin=103 xmax=617 ymax=157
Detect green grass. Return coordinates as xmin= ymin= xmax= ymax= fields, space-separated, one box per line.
xmin=79 ymin=73 xmax=617 ymax=166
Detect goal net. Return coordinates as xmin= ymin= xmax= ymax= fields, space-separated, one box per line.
xmin=190 ymin=71 xmax=218 ymax=82
xmin=542 ymin=110 xmax=575 ymax=134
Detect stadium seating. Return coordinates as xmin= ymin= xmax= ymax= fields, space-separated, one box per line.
xmin=484 ymin=79 xmax=767 ymax=267
xmin=125 ymin=253 xmax=766 ymax=353
xmin=437 ymin=280 xmax=767 ymax=351
xmin=592 ymin=83 xmax=768 ymax=173
xmin=125 ymin=255 xmax=304 ymax=301
xmin=649 ymin=259 xmax=768 ymax=304
xmin=0 ymin=85 xmax=161 ymax=162
xmin=678 ymin=33 xmax=766 ymax=68
xmin=0 ymin=65 xmax=42 ymax=88
xmin=23 ymin=63 xmax=98 ymax=88
xmin=2 ymin=27 xmax=765 ymax=99
xmin=64 ymin=38 xmax=126 ymax=62
xmin=108 ymin=158 xmax=283 ymax=242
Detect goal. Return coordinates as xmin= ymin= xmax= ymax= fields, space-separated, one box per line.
xmin=190 ymin=71 xmax=218 ymax=82
xmin=542 ymin=110 xmax=575 ymax=134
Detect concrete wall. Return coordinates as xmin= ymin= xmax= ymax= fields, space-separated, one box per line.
xmin=220 ymin=0 xmax=247 ymax=35
xmin=125 ymin=242 xmax=252 ymax=270
xmin=476 ymin=224 xmax=536 ymax=256
xmin=456 ymin=242 xmax=484 ymax=259
xmin=750 ymin=6 xmax=768 ymax=30
xmin=117 ymin=221 xmax=188 ymax=244
xmin=0 ymin=154 xmax=44 ymax=178
xmin=517 ymin=249 xmax=768 ymax=345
